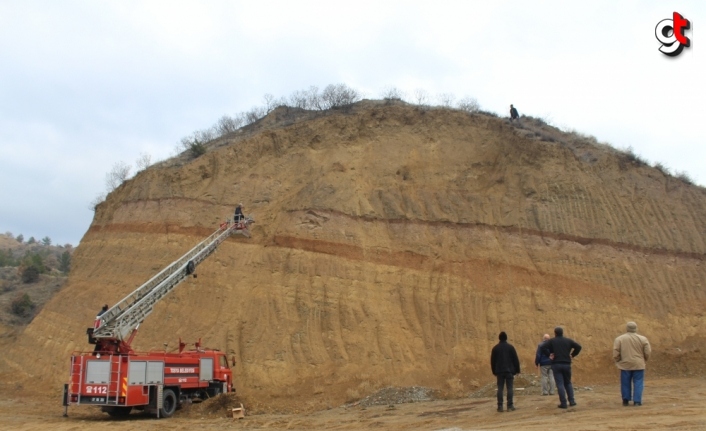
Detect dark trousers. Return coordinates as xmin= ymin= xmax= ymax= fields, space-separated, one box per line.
xmin=552 ymin=363 xmax=575 ymax=406
xmin=496 ymin=373 xmax=514 ymax=408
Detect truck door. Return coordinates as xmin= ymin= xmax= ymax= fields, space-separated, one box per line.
xmin=128 ymin=360 xmax=164 ymax=385
xmin=146 ymin=361 xmax=164 ymax=384
xmin=199 ymin=358 xmax=213 ymax=381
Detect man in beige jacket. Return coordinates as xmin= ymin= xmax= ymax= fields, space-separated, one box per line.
xmin=613 ymin=321 xmax=651 ymax=406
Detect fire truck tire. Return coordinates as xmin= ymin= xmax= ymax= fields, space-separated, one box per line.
xmin=160 ymin=389 xmax=177 ymax=418
xmin=106 ymin=406 xmax=132 ymax=417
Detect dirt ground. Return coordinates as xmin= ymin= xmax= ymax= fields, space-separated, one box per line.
xmin=2 ymin=377 xmax=704 ymax=431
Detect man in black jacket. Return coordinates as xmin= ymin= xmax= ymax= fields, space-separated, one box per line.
xmin=509 ymin=104 xmax=519 ymax=121
xmin=544 ymin=326 xmax=582 ymax=408
xmin=490 ymin=331 xmax=521 ymax=412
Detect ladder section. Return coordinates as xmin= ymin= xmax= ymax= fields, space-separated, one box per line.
xmin=68 ymin=356 xmax=83 ymax=403
xmin=94 ymin=221 xmax=249 ymax=340
xmin=107 ymin=355 xmax=121 ymax=405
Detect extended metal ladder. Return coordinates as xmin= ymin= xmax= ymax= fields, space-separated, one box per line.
xmin=94 ymin=219 xmax=252 ymax=341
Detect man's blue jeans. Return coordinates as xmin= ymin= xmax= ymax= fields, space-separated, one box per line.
xmin=621 ymin=369 xmax=645 ymax=403
xmin=552 ymin=363 xmax=575 ymax=406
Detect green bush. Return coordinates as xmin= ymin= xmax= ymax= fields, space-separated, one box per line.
xmin=11 ymin=293 xmax=35 ymax=317
xmin=0 ymin=249 xmax=17 ymax=267
xmin=59 ymin=251 xmax=71 ymax=274
xmin=20 ymin=254 xmax=43 ymax=283
xmin=190 ymin=141 xmax=207 ymax=158
xmin=21 ymin=266 xmax=40 ymax=283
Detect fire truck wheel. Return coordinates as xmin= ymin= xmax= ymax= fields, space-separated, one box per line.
xmin=106 ymin=406 xmax=132 ymax=417
xmin=160 ymin=389 xmax=177 ymax=418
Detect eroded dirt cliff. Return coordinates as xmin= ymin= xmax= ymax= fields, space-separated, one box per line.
xmin=2 ymin=102 xmax=705 ymax=410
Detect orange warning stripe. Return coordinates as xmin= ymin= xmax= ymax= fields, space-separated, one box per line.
xmin=121 ymin=377 xmax=127 ymax=397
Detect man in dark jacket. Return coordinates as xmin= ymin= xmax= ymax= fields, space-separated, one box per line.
xmin=544 ymin=326 xmax=582 ymax=408
xmin=509 ymin=104 xmax=519 ymax=121
xmin=490 ymin=331 xmax=521 ymax=412
xmin=535 ymin=333 xmax=556 ymax=395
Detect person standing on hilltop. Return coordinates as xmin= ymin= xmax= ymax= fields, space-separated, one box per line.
xmin=544 ymin=326 xmax=582 ymax=409
xmin=509 ymin=104 xmax=520 ymax=121
xmin=613 ymin=321 xmax=651 ymax=406
xmin=490 ymin=331 xmax=521 ymax=412
xmin=535 ymin=333 xmax=556 ymax=396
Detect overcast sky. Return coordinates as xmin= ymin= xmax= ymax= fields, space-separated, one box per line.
xmin=1 ymin=1 xmax=704 ymax=246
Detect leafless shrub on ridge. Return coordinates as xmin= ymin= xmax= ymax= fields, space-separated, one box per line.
xmin=288 ymin=90 xmax=309 ymax=109
xmin=105 ymin=161 xmax=131 ymax=192
xmin=135 ymin=152 xmax=152 ymax=172
xmin=245 ymin=106 xmax=267 ymax=124
xmin=564 ymin=128 xmax=599 ymax=145
xmin=89 ymin=192 xmax=106 ymax=210
xmin=263 ymin=93 xmax=287 ymax=113
xmin=320 ymin=83 xmax=361 ymax=109
xmin=263 ymin=93 xmax=277 ymax=113
xmin=675 ymin=170 xmax=694 ymax=185
xmin=414 ymin=88 xmax=430 ymax=106
xmin=623 ymin=146 xmax=648 ymax=166
xmin=654 ymin=162 xmax=671 ymax=176
xmin=380 ymin=86 xmax=405 ymax=101
xmin=437 ymin=93 xmax=455 ymax=108
xmin=307 ymin=86 xmax=323 ymax=110
xmin=216 ymin=115 xmax=244 ymax=135
xmin=456 ymin=96 xmax=480 ymax=113
xmin=197 ymin=127 xmax=218 ymax=142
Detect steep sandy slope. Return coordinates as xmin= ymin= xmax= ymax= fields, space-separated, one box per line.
xmin=2 ymin=102 xmax=705 ymax=409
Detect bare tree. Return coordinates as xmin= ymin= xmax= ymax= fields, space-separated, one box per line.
xmin=244 ymin=106 xmax=266 ymax=124
xmin=216 ymin=115 xmax=243 ymax=135
xmin=320 ymin=83 xmax=361 ymax=109
xmin=179 ymin=135 xmax=193 ymax=152
xmin=414 ymin=88 xmax=429 ymax=106
xmin=195 ymin=127 xmax=217 ymax=143
xmin=457 ymin=96 xmax=480 ymax=113
xmin=320 ymin=85 xmax=336 ymax=109
xmin=105 ymin=161 xmax=131 ymax=191
xmin=90 ymin=192 xmax=106 ymax=210
xmin=307 ymin=86 xmax=325 ymax=110
xmin=437 ymin=93 xmax=455 ymax=108
xmin=289 ymin=90 xmax=309 ymax=109
xmin=263 ymin=93 xmax=277 ymax=113
xmin=135 ymin=152 xmax=152 ymax=171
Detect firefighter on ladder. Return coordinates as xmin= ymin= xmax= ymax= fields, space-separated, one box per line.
xmin=234 ymin=203 xmax=245 ymax=227
xmin=94 ymin=304 xmax=108 ymax=329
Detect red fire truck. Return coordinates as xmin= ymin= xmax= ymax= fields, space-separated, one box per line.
xmin=63 ymin=218 xmax=253 ymax=418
